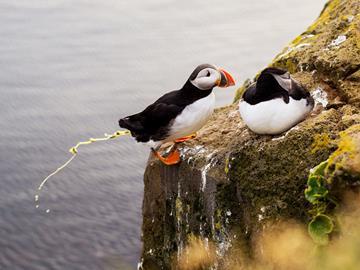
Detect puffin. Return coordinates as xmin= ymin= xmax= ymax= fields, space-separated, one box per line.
xmin=119 ymin=64 xmax=235 ymax=165
xmin=238 ymin=67 xmax=314 ymax=135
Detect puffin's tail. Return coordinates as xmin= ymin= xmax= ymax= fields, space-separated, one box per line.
xmin=119 ymin=117 xmax=142 ymax=132
xmin=119 ymin=116 xmax=150 ymax=142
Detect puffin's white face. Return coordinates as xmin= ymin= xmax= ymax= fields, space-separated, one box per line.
xmin=190 ymin=67 xmax=221 ymax=90
xmin=189 ymin=64 xmax=236 ymax=91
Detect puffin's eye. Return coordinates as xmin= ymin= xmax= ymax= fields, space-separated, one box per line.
xmin=205 ymin=71 xmax=211 ymax=77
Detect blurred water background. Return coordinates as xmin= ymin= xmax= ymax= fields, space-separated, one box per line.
xmin=0 ymin=0 xmax=326 ymax=269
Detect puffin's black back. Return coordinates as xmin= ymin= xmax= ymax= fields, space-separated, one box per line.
xmin=119 ymin=81 xmax=212 ymax=142
xmin=243 ymin=67 xmax=311 ymax=105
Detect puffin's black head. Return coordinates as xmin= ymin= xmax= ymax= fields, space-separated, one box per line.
xmin=188 ymin=64 xmax=235 ymax=90
xmin=257 ymin=67 xmax=292 ymax=92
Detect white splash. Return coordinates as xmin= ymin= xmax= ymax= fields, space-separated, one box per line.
xmin=312 ymin=87 xmax=328 ymax=107
xmin=329 ymin=35 xmax=347 ymax=47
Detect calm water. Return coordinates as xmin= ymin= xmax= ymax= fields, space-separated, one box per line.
xmin=0 ymin=1 xmax=325 ymax=269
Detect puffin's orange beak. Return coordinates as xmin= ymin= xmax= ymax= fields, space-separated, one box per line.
xmin=217 ymin=68 xmax=236 ymax=87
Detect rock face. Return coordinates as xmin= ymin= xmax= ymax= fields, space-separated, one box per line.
xmin=140 ymin=1 xmax=360 ymax=269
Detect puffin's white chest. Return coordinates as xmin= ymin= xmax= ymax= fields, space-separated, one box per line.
xmin=167 ymin=92 xmax=215 ymax=141
xmin=239 ymin=97 xmax=313 ymax=135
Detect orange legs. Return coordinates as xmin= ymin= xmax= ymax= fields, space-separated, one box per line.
xmin=151 ymin=144 xmax=181 ymax=165
xmin=152 ymin=133 xmax=197 ymax=165
xmin=174 ymin=133 xmax=197 ymax=143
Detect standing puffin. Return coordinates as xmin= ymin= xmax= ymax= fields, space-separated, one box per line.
xmin=119 ymin=64 xmax=235 ymax=165
xmin=239 ymin=67 xmax=314 ymax=135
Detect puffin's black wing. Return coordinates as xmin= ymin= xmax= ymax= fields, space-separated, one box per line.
xmin=243 ymin=68 xmax=289 ymax=105
xmin=119 ymin=90 xmax=184 ymax=142
xmin=243 ymin=67 xmax=311 ymax=105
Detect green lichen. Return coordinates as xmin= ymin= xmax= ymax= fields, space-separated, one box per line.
xmin=305 ymin=124 xmax=360 ymax=245
xmin=308 ymin=214 xmax=334 ymax=245
xmin=305 ymin=161 xmax=329 ymax=204
xmin=305 ymin=160 xmax=335 ymax=245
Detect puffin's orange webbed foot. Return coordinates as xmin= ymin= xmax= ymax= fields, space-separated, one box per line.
xmin=151 ymin=146 xmax=181 ymax=165
xmin=174 ymin=133 xmax=197 ymax=143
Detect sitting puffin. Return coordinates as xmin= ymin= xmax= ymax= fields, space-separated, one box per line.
xmin=239 ymin=67 xmax=314 ymax=135
xmin=119 ymin=64 xmax=235 ymax=165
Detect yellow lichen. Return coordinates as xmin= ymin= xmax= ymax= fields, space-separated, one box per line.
xmin=214 ymin=209 xmax=223 ymax=231
xmin=311 ymin=133 xmax=333 ymax=154
xmin=307 ymin=0 xmax=341 ymax=33
xmin=176 ymin=197 xmax=183 ymax=217
xmin=224 ymin=156 xmax=230 ymax=174
xmin=327 ymin=124 xmax=360 ymax=174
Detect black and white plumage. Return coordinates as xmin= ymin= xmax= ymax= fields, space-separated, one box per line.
xmin=239 ymin=67 xmax=314 ymax=135
xmin=119 ymin=64 xmax=235 ymax=148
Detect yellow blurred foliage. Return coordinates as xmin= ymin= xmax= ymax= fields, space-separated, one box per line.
xmin=176 ymin=192 xmax=360 ymax=270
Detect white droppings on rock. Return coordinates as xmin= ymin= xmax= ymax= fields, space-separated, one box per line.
xmin=216 ymin=240 xmax=232 ymax=257
xmin=304 ymin=34 xmax=315 ymax=39
xmin=206 ymin=152 xmax=216 ymax=160
xmin=276 ymin=47 xmax=293 ymax=59
xmin=181 ymin=145 xmax=206 ymax=156
xmin=201 ymin=162 xmax=212 ymax=192
xmin=347 ymin=15 xmax=354 ymax=23
xmin=226 ymin=210 xmax=232 ymax=216
xmin=295 ymin=43 xmax=311 ymax=49
xmin=194 ymin=145 xmax=206 ymax=153
xmin=137 ymin=258 xmax=144 ymax=270
xmin=271 ymin=125 xmax=299 ymax=141
xmin=258 ymin=214 xmax=264 ymax=221
xmin=329 ymin=35 xmax=347 ymax=47
xmin=312 ymin=87 xmax=328 ymax=107
xmin=228 ymin=110 xmax=239 ymax=118
xmin=277 ymin=43 xmax=311 ymax=59
xmin=272 ymin=134 xmax=286 ymax=141
xmin=200 ymin=152 xmax=218 ymax=192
